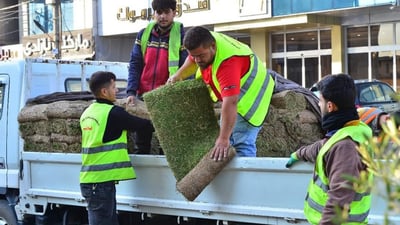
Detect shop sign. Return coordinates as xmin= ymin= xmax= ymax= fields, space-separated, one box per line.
xmin=22 ymin=29 xmax=93 ymax=58
xmin=0 ymin=45 xmax=23 ymax=61
xmin=101 ymin=0 xmax=271 ymax=35
xmin=116 ymin=0 xmax=210 ymax=22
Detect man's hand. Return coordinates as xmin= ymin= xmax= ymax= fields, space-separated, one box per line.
xmin=210 ymin=138 xmax=230 ymax=161
xmin=166 ymin=74 xmax=181 ymax=85
xmin=126 ymin=95 xmax=136 ymax=105
xmin=285 ymin=152 xmax=299 ymax=168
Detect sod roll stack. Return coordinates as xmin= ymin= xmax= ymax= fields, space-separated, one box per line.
xmin=143 ymin=79 xmax=236 ymax=201
xmin=256 ymin=90 xmax=323 ymax=157
xmin=18 ymin=98 xmax=152 ymax=153
xmin=18 ymin=100 xmax=90 ymax=153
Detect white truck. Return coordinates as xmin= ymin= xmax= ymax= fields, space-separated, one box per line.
xmin=0 ymin=58 xmax=398 ymax=225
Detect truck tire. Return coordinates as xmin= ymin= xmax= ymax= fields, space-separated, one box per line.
xmin=0 ymin=199 xmax=17 ymax=225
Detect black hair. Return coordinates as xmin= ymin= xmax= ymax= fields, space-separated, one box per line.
xmin=89 ymin=71 xmax=116 ymax=96
xmin=152 ymin=0 xmax=177 ymax=11
xmin=183 ymin=26 xmax=215 ymax=51
xmin=317 ymin=73 xmax=356 ymax=110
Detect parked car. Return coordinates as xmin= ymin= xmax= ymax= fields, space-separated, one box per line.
xmin=310 ymin=79 xmax=400 ymax=113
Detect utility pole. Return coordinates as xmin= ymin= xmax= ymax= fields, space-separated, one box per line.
xmin=46 ymin=0 xmax=61 ymax=59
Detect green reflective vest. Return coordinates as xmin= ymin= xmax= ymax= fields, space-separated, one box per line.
xmin=304 ymin=121 xmax=373 ymax=224
xmin=204 ymin=32 xmax=275 ymax=126
xmin=141 ymin=21 xmax=182 ymax=75
xmin=80 ymin=102 xmax=136 ymax=183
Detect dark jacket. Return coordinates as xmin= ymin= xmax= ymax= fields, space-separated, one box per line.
xmin=127 ymin=23 xmax=188 ymax=97
xmin=295 ymin=136 xmax=368 ymax=224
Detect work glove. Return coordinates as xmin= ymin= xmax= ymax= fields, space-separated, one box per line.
xmin=285 ymin=152 xmax=299 ymax=168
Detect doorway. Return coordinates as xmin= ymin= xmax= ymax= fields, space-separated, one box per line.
xmin=287 ymin=55 xmax=319 ymax=88
xmin=271 ymin=29 xmax=332 ymax=88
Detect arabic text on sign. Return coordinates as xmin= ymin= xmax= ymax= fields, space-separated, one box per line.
xmin=24 ymin=33 xmax=91 ymax=56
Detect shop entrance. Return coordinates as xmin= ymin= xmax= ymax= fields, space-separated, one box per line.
xmin=271 ymin=29 xmax=332 ymax=88
xmin=286 ymin=54 xmax=319 ymax=88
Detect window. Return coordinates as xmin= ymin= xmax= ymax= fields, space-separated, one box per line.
xmin=347 ymin=24 xmax=400 ymax=90
xmin=286 ymin=31 xmax=318 ymax=51
xmin=320 ymin=30 xmax=332 ymax=49
xmin=271 ymin=34 xmax=284 ymax=53
xmin=359 ymin=85 xmax=380 ymax=103
xmin=271 ymin=29 xmax=331 ymax=87
xmin=27 ymin=0 xmax=92 ymax=35
xmin=348 ymin=53 xmax=368 ymax=79
xmin=358 ymin=82 xmax=394 ymax=104
xmin=347 ymin=26 xmax=368 ymax=47
xmin=65 ymin=78 xmax=127 ymax=92
xmin=380 ymin=83 xmax=396 ymax=101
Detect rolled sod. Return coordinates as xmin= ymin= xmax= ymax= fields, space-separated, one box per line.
xmin=143 ymin=79 xmax=235 ymax=200
xmin=177 ymin=147 xmax=236 ymax=201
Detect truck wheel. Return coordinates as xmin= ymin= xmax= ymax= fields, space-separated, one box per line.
xmin=0 ymin=199 xmax=17 ymax=225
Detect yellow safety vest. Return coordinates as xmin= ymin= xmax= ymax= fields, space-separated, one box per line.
xmin=202 ymin=32 xmax=275 ymax=126
xmin=304 ymin=121 xmax=373 ymax=224
xmin=80 ymin=102 xmax=136 ymax=183
xmin=141 ymin=21 xmax=182 ymax=75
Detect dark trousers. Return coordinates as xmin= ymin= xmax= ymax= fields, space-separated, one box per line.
xmin=80 ymin=181 xmax=119 ymax=225
xmin=134 ymin=131 xmax=152 ymax=154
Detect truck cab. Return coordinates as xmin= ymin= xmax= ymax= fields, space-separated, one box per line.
xmin=0 ymin=58 xmax=128 ymax=225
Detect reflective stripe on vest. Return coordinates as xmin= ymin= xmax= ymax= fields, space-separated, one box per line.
xmin=80 ymin=103 xmax=136 ymax=183
xmin=208 ymin=32 xmax=275 ymax=126
xmin=358 ymin=107 xmax=381 ymax=125
xmin=141 ymin=21 xmax=182 ymax=75
xmin=304 ymin=121 xmax=373 ymax=225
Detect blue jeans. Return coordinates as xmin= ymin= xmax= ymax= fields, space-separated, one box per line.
xmin=80 ymin=181 xmax=119 ymax=225
xmin=229 ymin=115 xmax=262 ymax=157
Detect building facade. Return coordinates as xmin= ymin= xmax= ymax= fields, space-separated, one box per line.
xmin=98 ymin=0 xmax=400 ymax=90
xmin=1 ymin=0 xmax=400 ymax=90
xmin=18 ymin=0 xmax=94 ymax=60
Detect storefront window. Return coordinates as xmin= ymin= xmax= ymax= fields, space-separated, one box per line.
xmin=321 ymin=55 xmax=332 ymax=76
xmin=237 ymin=36 xmax=251 ymax=47
xmin=348 ymin=53 xmax=368 ymax=79
xmin=372 ymin=51 xmax=393 ymax=84
xmin=371 ymin=25 xmax=379 ymax=46
xmin=348 ymin=24 xmax=400 ymax=91
xmin=305 ymin=57 xmax=319 ymax=87
xmin=271 ymin=34 xmax=284 ymax=53
xmin=271 ymin=29 xmax=331 ymax=87
xmin=286 ymin=31 xmax=318 ymax=51
xmin=347 ymin=26 xmax=368 ymax=47
xmin=287 ymin=58 xmax=302 ymax=85
xmin=320 ymin=30 xmax=331 ymax=49
xmin=272 ymin=58 xmax=285 ymax=76
xmin=372 ymin=23 xmax=394 ymax=46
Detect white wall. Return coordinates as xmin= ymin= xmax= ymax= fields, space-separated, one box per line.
xmin=97 ymin=0 xmax=272 ymax=36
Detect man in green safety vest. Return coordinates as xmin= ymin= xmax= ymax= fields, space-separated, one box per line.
xmin=126 ymin=0 xmax=188 ymax=154
xmin=80 ymin=71 xmax=154 ymax=225
xmin=286 ymin=74 xmax=373 ymax=225
xmin=167 ymin=26 xmax=275 ymax=161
